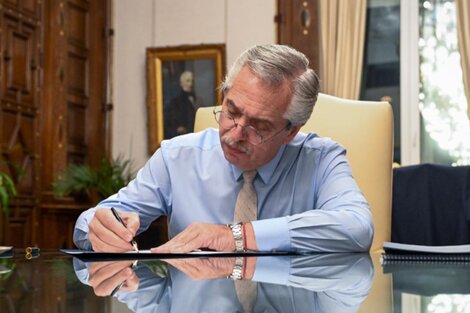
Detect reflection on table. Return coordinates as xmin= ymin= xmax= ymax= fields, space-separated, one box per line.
xmin=383 ymin=261 xmax=470 ymax=313
xmin=0 ymin=250 xmax=105 ymax=313
xmin=1 ymin=250 xmax=470 ymax=313
xmin=74 ymin=253 xmax=374 ymax=313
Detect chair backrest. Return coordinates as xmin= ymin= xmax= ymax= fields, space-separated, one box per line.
xmin=194 ymin=93 xmax=394 ymax=252
xmin=392 ymin=164 xmax=470 ymax=245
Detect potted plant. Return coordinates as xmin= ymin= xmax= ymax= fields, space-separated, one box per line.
xmin=53 ymin=156 xmax=135 ymax=202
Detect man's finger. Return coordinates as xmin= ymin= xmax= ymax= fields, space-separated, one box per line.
xmin=151 ymin=236 xmax=200 ymax=253
xmin=88 ymin=261 xmax=119 ymax=276
xmin=93 ymin=267 xmax=134 ymax=297
xmin=151 ymin=222 xmax=234 ymax=253
xmin=121 ymin=212 xmax=140 ymax=236
xmin=89 ymin=228 xmax=133 ymax=252
xmin=89 ymin=261 xmax=131 ymax=287
xmin=118 ymin=272 xmax=140 ymax=292
xmin=95 ymin=208 xmax=134 ymax=241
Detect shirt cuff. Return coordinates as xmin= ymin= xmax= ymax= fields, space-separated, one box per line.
xmin=73 ymin=229 xmax=93 ymax=250
xmin=252 ymin=216 xmax=290 ymax=251
xmin=251 ymin=256 xmax=290 ymax=285
xmin=73 ymin=208 xmax=96 ymax=250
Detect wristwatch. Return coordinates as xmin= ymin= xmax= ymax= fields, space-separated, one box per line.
xmin=228 ymin=256 xmax=244 ymax=280
xmin=227 ymin=223 xmax=244 ymax=252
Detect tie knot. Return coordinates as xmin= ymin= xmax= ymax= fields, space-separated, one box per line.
xmin=243 ymin=171 xmax=257 ymax=184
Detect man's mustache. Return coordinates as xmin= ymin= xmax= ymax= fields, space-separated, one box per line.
xmin=221 ymin=135 xmax=251 ymax=153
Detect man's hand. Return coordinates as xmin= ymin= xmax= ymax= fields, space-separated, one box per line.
xmin=165 ymin=258 xmax=235 ymax=280
xmin=88 ymin=261 xmax=139 ymax=296
xmin=151 ymin=222 xmax=234 ymax=253
xmin=89 ymin=207 xmax=140 ymax=252
xmin=165 ymin=257 xmax=258 ymax=281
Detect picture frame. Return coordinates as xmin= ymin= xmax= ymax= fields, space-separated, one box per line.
xmin=146 ymin=44 xmax=226 ymax=154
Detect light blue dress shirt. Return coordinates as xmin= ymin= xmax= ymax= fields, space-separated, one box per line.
xmin=73 ymin=128 xmax=373 ymax=252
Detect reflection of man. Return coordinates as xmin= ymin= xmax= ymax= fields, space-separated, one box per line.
xmin=74 ymin=254 xmax=373 ymax=313
xmin=164 ymin=70 xmax=202 ymax=138
xmin=74 ymin=44 xmax=373 ymax=255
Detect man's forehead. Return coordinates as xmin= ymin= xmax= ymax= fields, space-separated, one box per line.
xmin=224 ymin=98 xmax=278 ymax=126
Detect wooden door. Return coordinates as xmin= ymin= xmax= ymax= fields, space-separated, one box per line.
xmin=0 ymin=0 xmax=42 ymax=246
xmin=39 ymin=0 xmax=109 ymax=248
xmin=0 ymin=0 xmax=110 ymax=248
xmin=277 ymin=0 xmax=321 ymax=75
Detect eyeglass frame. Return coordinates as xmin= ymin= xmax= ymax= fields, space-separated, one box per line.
xmin=213 ymin=108 xmax=292 ymax=145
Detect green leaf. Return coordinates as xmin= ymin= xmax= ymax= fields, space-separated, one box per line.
xmin=0 ymin=171 xmax=16 ymax=215
xmin=2 ymin=174 xmax=16 ymax=196
xmin=0 ymin=188 xmax=10 ymax=214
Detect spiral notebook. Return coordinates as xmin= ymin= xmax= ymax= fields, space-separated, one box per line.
xmin=381 ymin=241 xmax=470 ymax=265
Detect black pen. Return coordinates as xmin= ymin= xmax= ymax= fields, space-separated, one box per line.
xmin=110 ymin=207 xmax=139 ymax=252
xmin=110 ymin=280 xmax=125 ymax=297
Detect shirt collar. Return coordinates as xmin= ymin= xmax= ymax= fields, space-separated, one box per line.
xmin=230 ymin=144 xmax=287 ymax=184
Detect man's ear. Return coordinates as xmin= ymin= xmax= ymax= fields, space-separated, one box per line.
xmin=283 ymin=125 xmax=302 ymax=144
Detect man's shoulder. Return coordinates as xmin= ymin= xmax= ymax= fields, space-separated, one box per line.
xmin=291 ymin=132 xmax=345 ymax=153
xmin=161 ymin=128 xmax=220 ymax=151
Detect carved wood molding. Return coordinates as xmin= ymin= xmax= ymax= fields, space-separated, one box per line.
xmin=276 ymin=0 xmax=320 ymax=76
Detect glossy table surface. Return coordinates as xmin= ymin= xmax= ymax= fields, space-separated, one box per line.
xmin=1 ymin=249 xmax=469 ymax=313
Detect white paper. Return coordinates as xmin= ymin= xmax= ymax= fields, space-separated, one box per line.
xmin=383 ymin=241 xmax=470 ymax=254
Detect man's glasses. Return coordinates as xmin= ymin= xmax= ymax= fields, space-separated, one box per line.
xmin=213 ymin=109 xmax=291 ymax=145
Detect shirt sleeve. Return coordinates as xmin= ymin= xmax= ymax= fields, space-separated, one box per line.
xmin=73 ymin=148 xmax=172 ymax=250
xmin=253 ymin=142 xmax=374 ymax=252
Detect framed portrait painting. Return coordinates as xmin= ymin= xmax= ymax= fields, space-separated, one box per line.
xmin=146 ymin=44 xmax=226 ymax=153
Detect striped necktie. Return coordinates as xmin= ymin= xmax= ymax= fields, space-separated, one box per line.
xmin=234 ymin=170 xmax=258 ymax=223
xmin=234 ymin=170 xmax=257 ymax=313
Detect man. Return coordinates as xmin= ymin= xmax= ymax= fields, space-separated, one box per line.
xmin=164 ymin=70 xmax=202 ymax=138
xmin=74 ymin=44 xmax=373 ymax=253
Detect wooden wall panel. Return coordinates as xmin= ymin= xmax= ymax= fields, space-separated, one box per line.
xmin=21 ymin=0 xmax=39 ymax=17
xmin=67 ymin=0 xmax=87 ymax=46
xmin=65 ymin=1 xmax=88 ymax=167
xmin=67 ymin=53 xmax=87 ymax=95
xmin=3 ymin=111 xmax=36 ymax=193
xmin=5 ymin=206 xmax=34 ymax=246
xmin=39 ymin=207 xmax=77 ymax=248
xmin=2 ymin=13 xmax=38 ymax=107
xmin=277 ymin=0 xmax=320 ymax=75
xmin=37 ymin=0 xmax=108 ymax=247
xmin=67 ymin=103 xmax=86 ymax=145
xmin=41 ymin=0 xmax=107 ymax=192
xmin=84 ymin=0 xmax=107 ymax=169
xmin=2 ymin=0 xmax=19 ymax=8
xmin=1 ymin=0 xmax=109 ymax=248
xmin=0 ymin=0 xmax=40 ymax=246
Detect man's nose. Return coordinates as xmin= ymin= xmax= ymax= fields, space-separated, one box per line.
xmin=230 ymin=123 xmax=246 ymax=141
